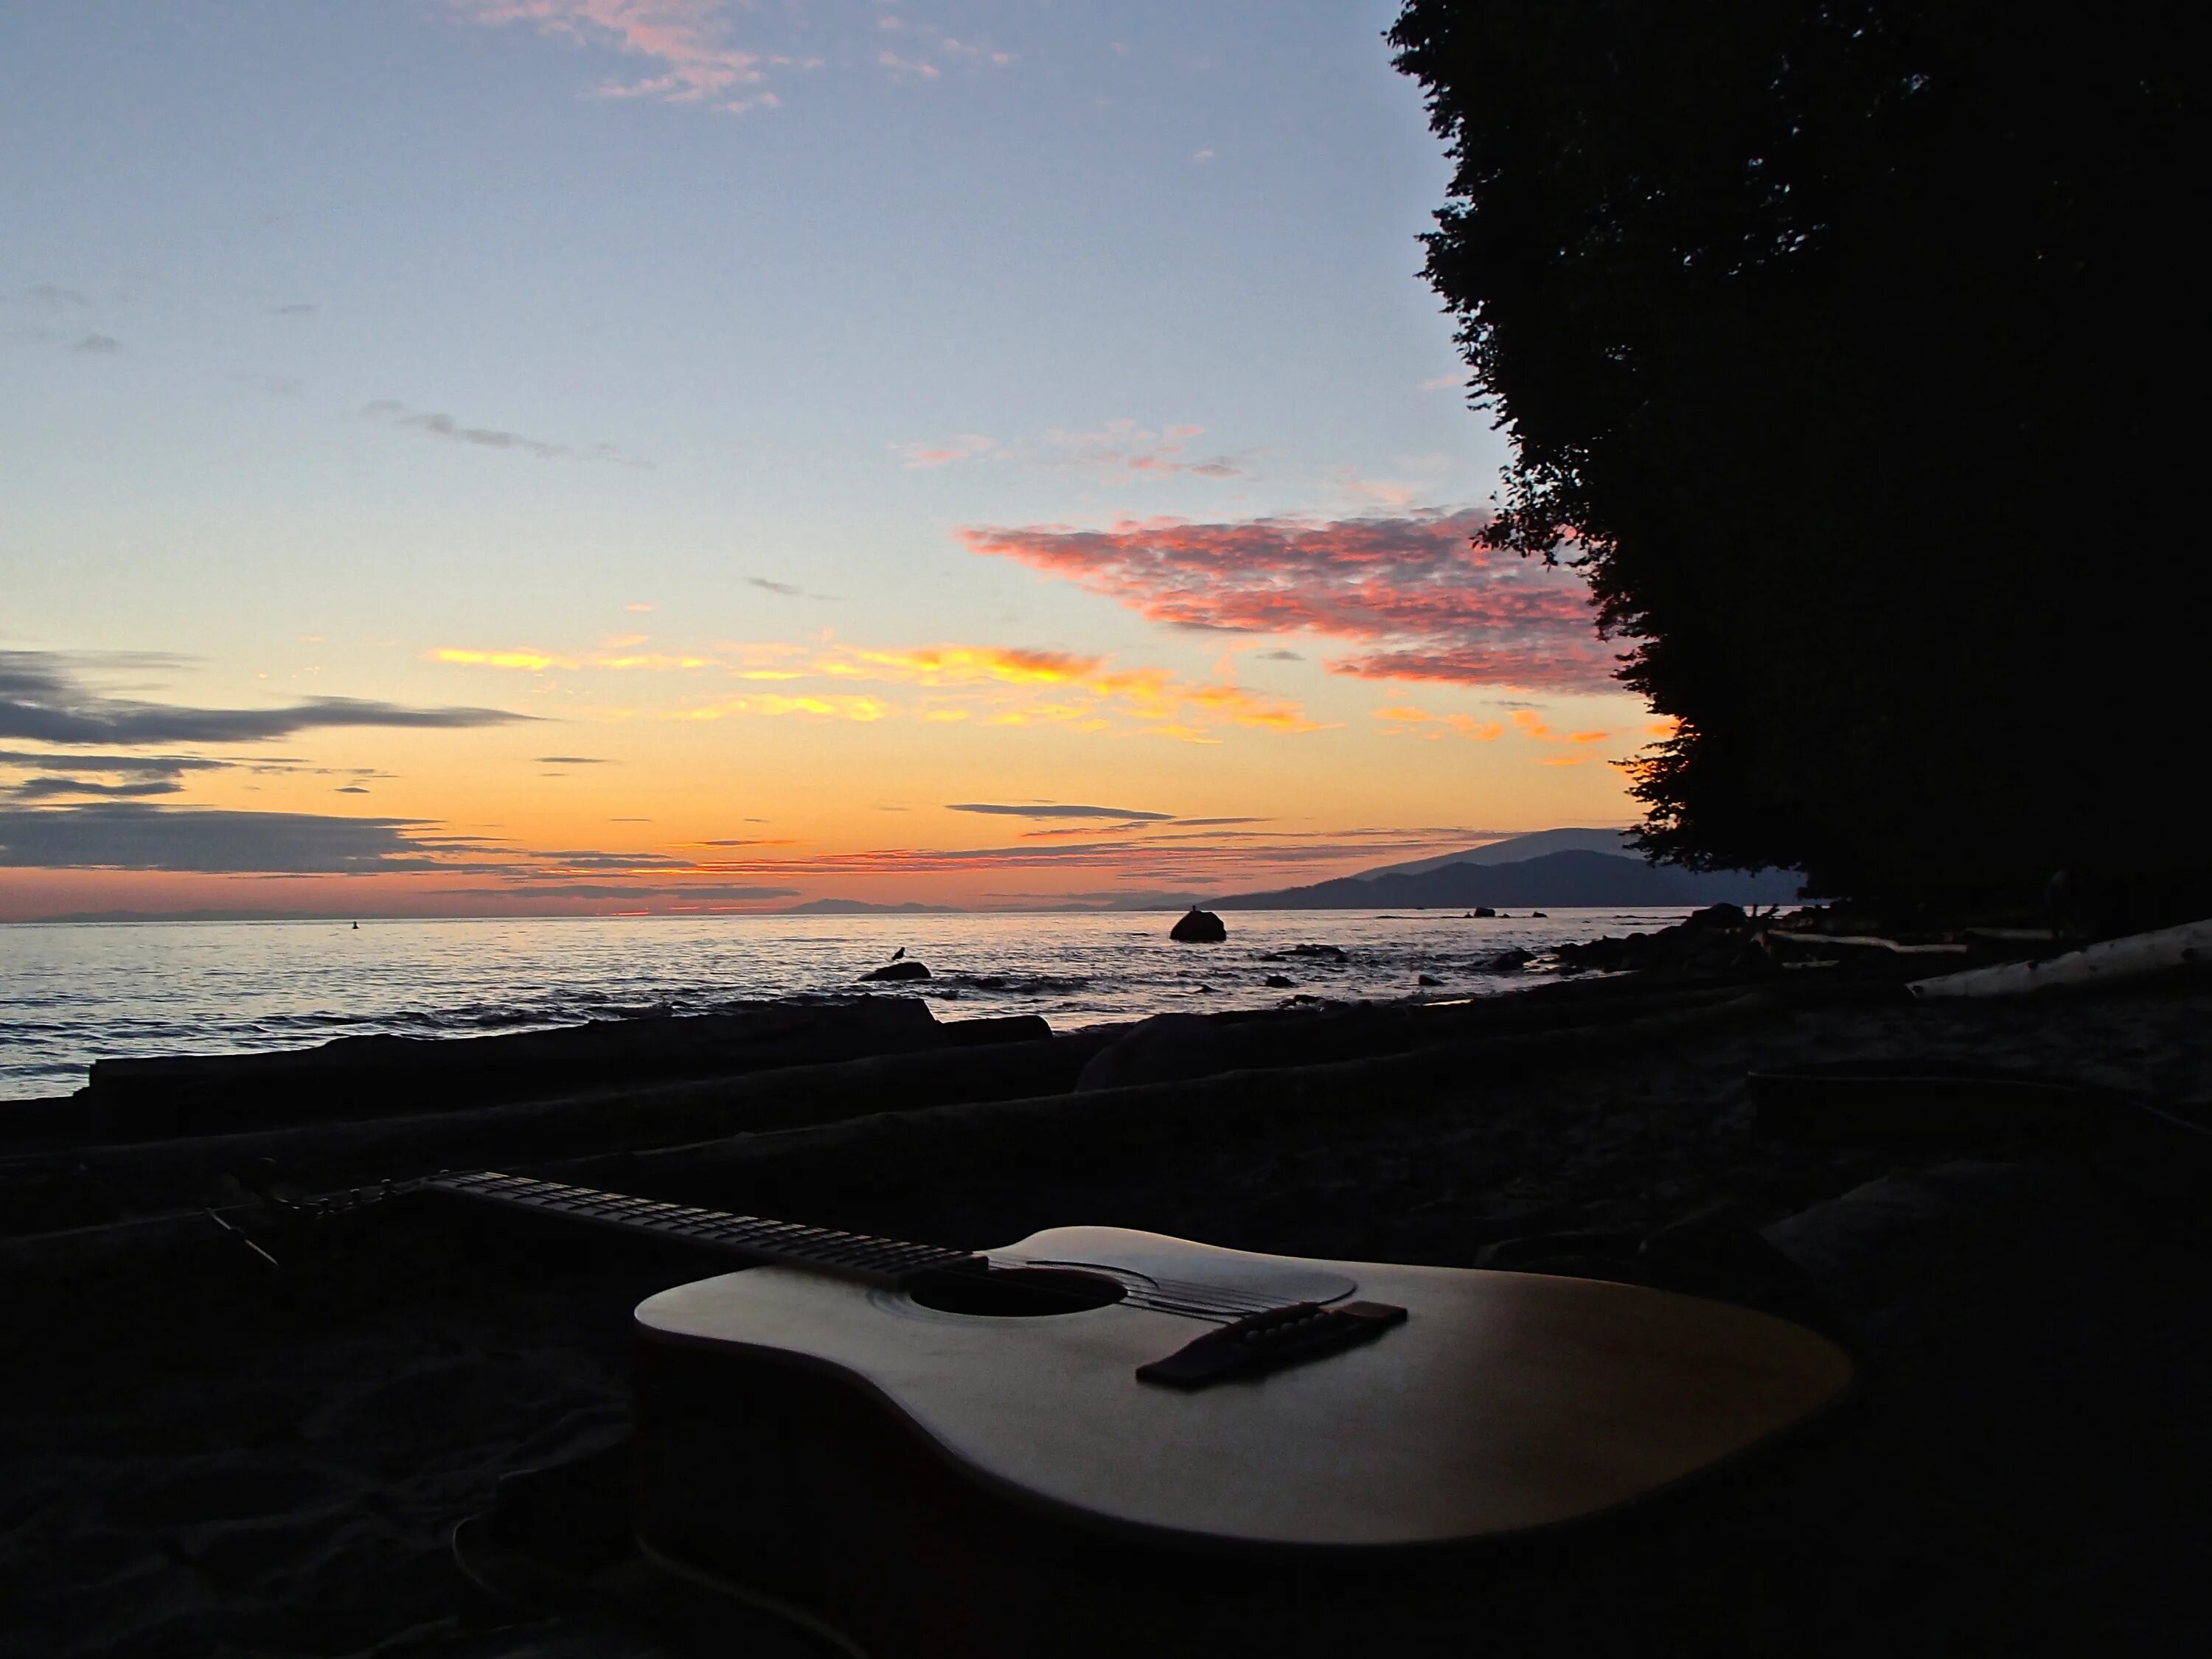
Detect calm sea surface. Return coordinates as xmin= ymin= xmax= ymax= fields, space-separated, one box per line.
xmin=0 ymin=908 xmax=1697 ymax=1102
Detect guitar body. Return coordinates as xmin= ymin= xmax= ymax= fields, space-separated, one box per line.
xmin=633 ymin=1227 xmax=1854 ymax=1658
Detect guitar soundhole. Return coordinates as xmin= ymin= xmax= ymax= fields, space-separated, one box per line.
xmin=905 ymin=1266 xmax=1127 ymax=1317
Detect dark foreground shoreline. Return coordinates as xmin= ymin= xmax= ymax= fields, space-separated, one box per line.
xmin=4 ymin=945 xmax=2209 ymax=1658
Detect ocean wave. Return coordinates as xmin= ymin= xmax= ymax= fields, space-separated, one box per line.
xmin=0 ymin=908 xmax=1703 ymax=1099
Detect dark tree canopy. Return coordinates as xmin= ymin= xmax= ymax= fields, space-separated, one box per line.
xmin=1391 ymin=1 xmax=2197 ymax=917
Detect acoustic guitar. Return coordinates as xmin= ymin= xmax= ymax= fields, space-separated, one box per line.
xmin=430 ymin=1171 xmax=1854 ymax=1658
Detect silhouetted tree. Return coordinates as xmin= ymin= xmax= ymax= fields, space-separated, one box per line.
xmin=1391 ymin=1 xmax=2196 ymax=917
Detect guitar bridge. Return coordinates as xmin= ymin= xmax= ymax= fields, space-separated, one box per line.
xmin=1135 ymin=1301 xmax=1406 ymax=1389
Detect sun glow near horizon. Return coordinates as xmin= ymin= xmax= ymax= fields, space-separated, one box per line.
xmin=1 ymin=1 xmax=1659 ymax=923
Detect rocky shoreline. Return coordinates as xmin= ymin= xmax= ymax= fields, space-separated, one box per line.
xmin=4 ymin=913 xmax=2208 ymax=1657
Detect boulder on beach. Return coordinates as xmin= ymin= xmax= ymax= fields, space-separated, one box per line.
xmin=1075 ymin=1013 xmax=1233 ymax=1092
xmin=1687 ymin=902 xmax=1748 ymax=931
xmin=1169 ymin=907 xmax=1227 ymax=943
xmin=80 ymin=997 xmax=947 ymax=1142
xmin=858 ymin=959 xmax=932 ymax=982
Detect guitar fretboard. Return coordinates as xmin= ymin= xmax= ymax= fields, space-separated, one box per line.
xmin=425 ymin=1170 xmax=983 ymax=1286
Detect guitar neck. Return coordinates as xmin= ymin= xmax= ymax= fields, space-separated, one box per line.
xmin=423 ymin=1170 xmax=982 ymax=1286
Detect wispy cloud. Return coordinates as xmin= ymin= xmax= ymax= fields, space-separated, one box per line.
xmin=0 ymin=747 xmax=395 ymax=805
xmin=813 ymin=644 xmax=1325 ymax=740
xmin=361 ymin=400 xmax=647 ymax=465
xmin=961 ymin=508 xmax=1622 ymax=694
xmin=450 ymin=0 xmax=779 ymax=111
xmin=1509 ymin=707 xmax=1613 ymax=765
xmin=1374 ymin=705 xmax=1506 ymax=742
xmin=431 ymin=644 xmax=713 ymax=672
xmin=0 ymin=651 xmax=533 ymax=746
xmin=947 ymin=802 xmax=1173 ymax=821
xmin=894 ymin=434 xmax=998 ymax=469
xmin=442 ymin=880 xmax=800 ymax=901
xmin=72 ymin=334 xmax=120 ymax=355
xmin=432 ymin=636 xmax=1328 ymax=742
xmin=1373 ymin=702 xmax=1615 ymax=757
xmin=1509 ymin=709 xmax=1609 ymax=743
xmin=746 ymin=575 xmax=841 ymax=600
xmin=678 ymin=690 xmax=897 ymax=723
xmin=894 ymin=420 xmax=1243 ymax=479
xmin=450 ymin=1 xmax=1008 ymax=111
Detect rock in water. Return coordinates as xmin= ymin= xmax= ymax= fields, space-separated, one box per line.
xmin=1169 ymin=907 xmax=1227 ymax=943
xmin=859 ymin=959 xmax=932 ymax=982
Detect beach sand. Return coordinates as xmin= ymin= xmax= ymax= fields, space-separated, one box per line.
xmin=4 ymin=976 xmax=2208 ymax=1657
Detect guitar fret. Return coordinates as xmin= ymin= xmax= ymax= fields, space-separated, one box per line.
xmin=424 ymin=1170 xmax=978 ymax=1287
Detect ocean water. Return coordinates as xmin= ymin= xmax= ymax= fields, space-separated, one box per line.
xmin=0 ymin=907 xmax=1700 ymax=1102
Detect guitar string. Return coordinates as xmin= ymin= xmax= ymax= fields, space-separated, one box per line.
xmin=434 ymin=1173 xmax=1291 ymax=1323
xmin=447 ymin=1177 xmax=1307 ymax=1328
xmin=438 ymin=1175 xmax=1267 ymax=1315
xmin=520 ymin=1178 xmax=1290 ymax=1319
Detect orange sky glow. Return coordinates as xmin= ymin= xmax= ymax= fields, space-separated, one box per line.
xmin=1 ymin=6 xmax=1665 ymax=922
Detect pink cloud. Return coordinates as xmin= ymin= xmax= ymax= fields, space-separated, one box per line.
xmin=959 ymin=508 xmax=1624 ymax=693
xmin=452 ymin=1 xmax=774 ymax=111
xmin=893 ymin=434 xmax=997 ymax=469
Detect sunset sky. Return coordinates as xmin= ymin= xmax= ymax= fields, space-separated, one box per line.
xmin=1 ymin=1 xmax=1659 ymax=921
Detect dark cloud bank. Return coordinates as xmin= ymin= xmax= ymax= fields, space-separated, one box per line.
xmin=0 ymin=651 xmax=532 ymax=745
xmin=0 ymin=802 xmax=487 ymax=874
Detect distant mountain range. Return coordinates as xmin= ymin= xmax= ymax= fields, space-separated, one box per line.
xmin=1348 ymin=826 xmax=1641 ymax=879
xmin=1212 ymin=830 xmax=1801 ymax=910
xmin=14 ymin=831 xmax=1796 ymax=924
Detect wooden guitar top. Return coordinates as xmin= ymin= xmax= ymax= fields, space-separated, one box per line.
xmin=634 ymin=1225 xmax=1853 ymax=1551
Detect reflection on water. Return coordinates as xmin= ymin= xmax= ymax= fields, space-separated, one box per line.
xmin=0 ymin=908 xmax=1701 ymax=1100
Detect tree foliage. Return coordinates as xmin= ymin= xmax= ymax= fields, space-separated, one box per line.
xmin=1391 ymin=1 xmax=2196 ymax=913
